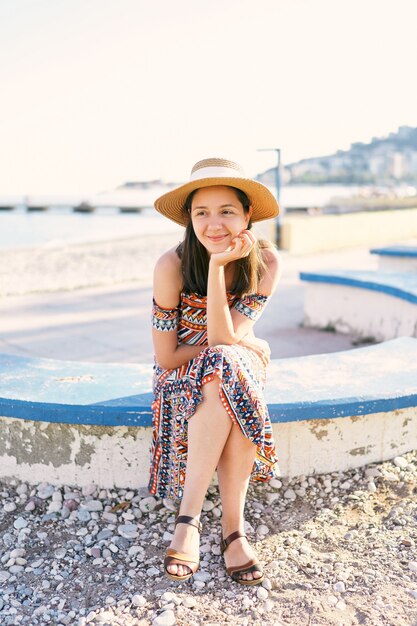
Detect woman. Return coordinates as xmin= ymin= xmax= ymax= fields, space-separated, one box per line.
xmin=150 ymin=158 xmax=281 ymax=586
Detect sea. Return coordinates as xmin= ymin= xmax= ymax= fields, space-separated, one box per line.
xmin=0 ymin=184 xmax=414 ymax=250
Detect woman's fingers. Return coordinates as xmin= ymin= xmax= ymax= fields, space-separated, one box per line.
xmin=239 ymin=231 xmax=255 ymax=246
xmin=259 ymin=342 xmax=271 ymax=365
xmin=262 ymin=348 xmax=270 ymax=365
xmin=232 ymin=230 xmax=255 ymax=258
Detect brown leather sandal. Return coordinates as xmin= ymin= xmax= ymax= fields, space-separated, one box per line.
xmin=164 ymin=515 xmax=202 ymax=582
xmin=221 ymin=530 xmax=265 ymax=586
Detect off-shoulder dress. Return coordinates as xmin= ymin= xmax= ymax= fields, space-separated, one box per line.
xmin=149 ymin=290 xmax=280 ymax=499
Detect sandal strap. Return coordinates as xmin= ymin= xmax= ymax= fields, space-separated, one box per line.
xmin=226 ymin=559 xmax=262 ymax=577
xmin=165 ymin=547 xmax=199 ymax=567
xmin=164 ymin=552 xmax=199 ymax=577
xmin=221 ymin=530 xmax=247 ymax=554
xmin=175 ymin=515 xmax=202 ymax=534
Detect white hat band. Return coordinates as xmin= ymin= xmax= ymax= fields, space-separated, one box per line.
xmin=189 ymin=166 xmax=245 ymax=182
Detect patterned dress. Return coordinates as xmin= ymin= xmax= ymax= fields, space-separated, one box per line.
xmin=149 ymin=291 xmax=279 ymax=499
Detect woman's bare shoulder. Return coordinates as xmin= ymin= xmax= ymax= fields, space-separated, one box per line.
xmin=258 ymin=240 xmax=281 ymax=294
xmin=260 ymin=240 xmax=281 ymax=267
xmin=154 ymin=246 xmax=182 ymax=273
xmin=153 ymin=246 xmax=183 ymax=306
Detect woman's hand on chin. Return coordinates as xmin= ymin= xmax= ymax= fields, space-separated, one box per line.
xmin=209 ymin=230 xmax=256 ymax=267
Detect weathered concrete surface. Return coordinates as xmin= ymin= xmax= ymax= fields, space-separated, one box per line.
xmin=273 ymin=406 xmax=417 ymax=478
xmin=0 ymin=415 xmax=151 ymax=488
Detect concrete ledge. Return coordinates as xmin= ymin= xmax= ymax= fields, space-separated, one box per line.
xmin=370 ymin=245 xmax=417 ymax=272
xmin=280 ymin=207 xmax=417 ymax=254
xmin=1 ymin=338 xmax=417 ymax=488
xmin=300 ymin=270 xmax=417 ymax=341
xmin=0 ymin=356 xmax=153 ymax=427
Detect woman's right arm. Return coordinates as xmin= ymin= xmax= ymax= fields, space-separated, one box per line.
xmin=152 ymin=249 xmax=204 ymax=369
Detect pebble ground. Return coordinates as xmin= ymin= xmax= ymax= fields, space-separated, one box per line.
xmin=1 ymin=452 xmax=417 ymax=626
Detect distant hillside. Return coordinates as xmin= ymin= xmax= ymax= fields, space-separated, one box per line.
xmin=257 ymin=126 xmax=417 ymax=185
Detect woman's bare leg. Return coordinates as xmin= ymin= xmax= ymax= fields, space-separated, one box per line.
xmin=217 ymin=426 xmax=262 ymax=581
xmin=166 ymin=377 xmax=232 ymax=577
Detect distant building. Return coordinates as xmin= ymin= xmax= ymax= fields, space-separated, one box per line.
xmin=258 ymin=126 xmax=417 ymax=185
xmin=390 ymin=153 xmax=405 ymax=179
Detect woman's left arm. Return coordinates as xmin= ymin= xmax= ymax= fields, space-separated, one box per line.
xmin=206 ymin=236 xmax=281 ymax=346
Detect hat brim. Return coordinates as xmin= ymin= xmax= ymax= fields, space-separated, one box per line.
xmin=154 ymin=177 xmax=280 ymax=226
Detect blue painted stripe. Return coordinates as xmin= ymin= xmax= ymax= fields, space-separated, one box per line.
xmin=370 ymin=245 xmax=417 ymax=258
xmin=299 ymin=270 xmax=417 ymax=304
xmin=2 ymin=392 xmax=417 ymax=426
xmin=0 ymin=398 xmax=153 ymax=427
xmin=268 ymin=394 xmax=417 ymax=422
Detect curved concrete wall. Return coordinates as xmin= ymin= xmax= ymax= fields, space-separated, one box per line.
xmin=1 ymin=338 xmax=417 ymax=488
xmin=301 ymin=270 xmax=417 ymax=341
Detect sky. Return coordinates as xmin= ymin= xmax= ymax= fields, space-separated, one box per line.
xmin=0 ymin=0 xmax=416 ymax=194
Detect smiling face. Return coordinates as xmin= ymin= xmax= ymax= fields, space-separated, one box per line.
xmin=190 ymin=186 xmax=252 ymax=255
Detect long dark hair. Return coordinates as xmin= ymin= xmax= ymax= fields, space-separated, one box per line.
xmin=176 ymin=187 xmax=267 ymax=296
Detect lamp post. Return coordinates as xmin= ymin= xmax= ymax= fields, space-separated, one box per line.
xmin=257 ymin=148 xmax=281 ymax=245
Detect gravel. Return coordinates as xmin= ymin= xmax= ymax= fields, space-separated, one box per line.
xmin=0 ymin=452 xmax=416 ymax=625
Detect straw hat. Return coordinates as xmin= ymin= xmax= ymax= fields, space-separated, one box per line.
xmin=154 ymin=157 xmax=280 ymax=226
